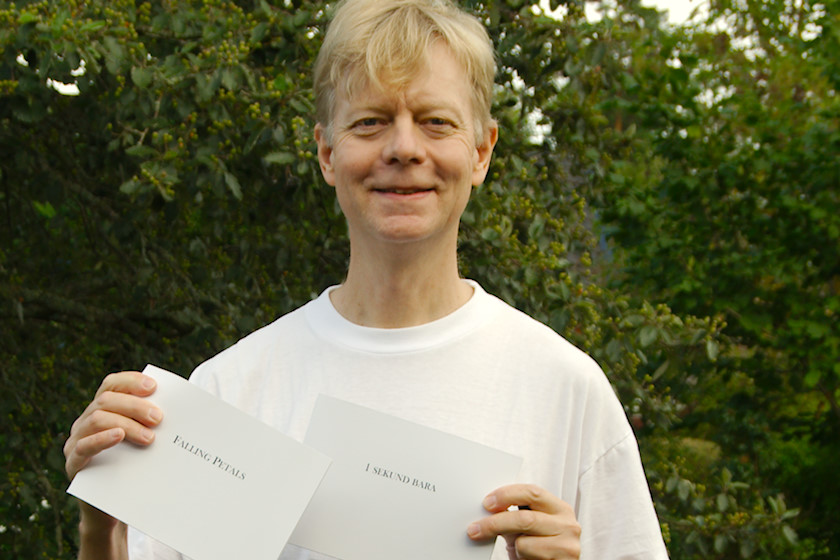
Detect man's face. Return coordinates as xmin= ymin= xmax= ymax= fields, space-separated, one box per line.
xmin=315 ymin=42 xmax=497 ymax=252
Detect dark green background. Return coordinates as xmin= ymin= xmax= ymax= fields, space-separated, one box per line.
xmin=1 ymin=0 xmax=837 ymax=557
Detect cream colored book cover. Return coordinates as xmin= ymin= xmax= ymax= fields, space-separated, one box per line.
xmin=67 ymin=364 xmax=331 ymax=560
xmin=291 ymin=394 xmax=522 ymax=560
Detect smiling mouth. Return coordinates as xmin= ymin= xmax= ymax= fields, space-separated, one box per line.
xmin=374 ymin=187 xmax=434 ymax=195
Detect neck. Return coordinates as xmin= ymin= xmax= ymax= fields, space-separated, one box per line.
xmin=330 ymin=241 xmax=473 ymax=328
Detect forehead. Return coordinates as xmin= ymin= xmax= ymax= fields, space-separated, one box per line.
xmin=335 ymin=44 xmax=473 ymax=114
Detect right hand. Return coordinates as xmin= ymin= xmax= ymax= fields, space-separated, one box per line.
xmin=63 ymin=371 xmax=161 ymax=556
xmin=64 ymin=370 xmax=163 ymax=481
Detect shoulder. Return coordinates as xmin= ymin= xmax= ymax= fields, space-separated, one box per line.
xmin=477 ymin=288 xmax=605 ymax=377
xmin=189 ymin=297 xmax=316 ymax=390
xmin=476 ymin=286 xmax=628 ymax=422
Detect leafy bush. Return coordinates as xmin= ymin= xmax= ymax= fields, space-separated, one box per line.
xmin=2 ymin=0 xmax=834 ymax=557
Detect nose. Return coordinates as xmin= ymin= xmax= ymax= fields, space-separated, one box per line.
xmin=383 ymin=115 xmax=425 ymax=165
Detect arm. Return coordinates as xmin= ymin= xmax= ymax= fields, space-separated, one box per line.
xmin=76 ymin=504 xmax=129 ymax=560
xmin=63 ymin=371 xmax=163 ymax=560
xmin=467 ymin=483 xmax=581 ymax=560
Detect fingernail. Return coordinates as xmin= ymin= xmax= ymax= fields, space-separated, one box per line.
xmin=149 ymin=408 xmax=162 ymax=423
xmin=483 ymin=495 xmax=497 ymax=510
xmin=141 ymin=428 xmax=155 ymax=442
xmin=142 ymin=377 xmax=156 ymax=391
xmin=467 ymin=523 xmax=480 ymax=538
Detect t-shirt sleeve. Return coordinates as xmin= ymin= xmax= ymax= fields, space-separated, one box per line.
xmin=127 ymin=527 xmax=185 ymax=560
xmin=577 ymin=433 xmax=669 ymax=560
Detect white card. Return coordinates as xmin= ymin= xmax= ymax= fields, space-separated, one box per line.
xmin=290 ymin=395 xmax=522 ymax=560
xmin=67 ymin=364 xmax=331 ymax=560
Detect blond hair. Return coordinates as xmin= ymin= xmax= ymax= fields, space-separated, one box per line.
xmin=313 ymin=0 xmax=496 ymax=144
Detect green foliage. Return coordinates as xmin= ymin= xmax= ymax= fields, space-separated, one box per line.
xmin=567 ymin=0 xmax=839 ymax=555
xmin=1 ymin=1 xmax=341 ymax=555
xmin=0 ymin=0 xmax=832 ymax=558
xmin=645 ymin=437 xmax=802 ymax=558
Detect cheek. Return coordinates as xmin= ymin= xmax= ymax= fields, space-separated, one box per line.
xmin=330 ymin=151 xmax=366 ymax=185
xmin=444 ymin=138 xmax=479 ymax=176
xmin=445 ymin=152 xmax=479 ymax=186
xmin=332 ymin=185 xmax=360 ymax=227
xmin=450 ymin=164 xmax=474 ymax=213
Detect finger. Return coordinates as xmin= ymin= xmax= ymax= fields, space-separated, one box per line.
xmin=80 ymin=406 xmax=159 ymax=444
xmin=95 ymin=371 xmax=157 ymax=399
xmin=65 ymin=427 xmax=125 ymax=480
xmin=90 ymin=390 xmax=164 ymax=429
xmin=63 ymin=371 xmax=162 ymax=482
xmin=513 ymin=533 xmax=581 ymax=560
xmin=483 ymin=484 xmax=567 ymax=515
xmin=504 ymin=536 xmax=518 ymax=560
xmin=469 ymin=508 xmax=560 ymax=540
xmin=64 ymin=405 xmax=158 ymax=480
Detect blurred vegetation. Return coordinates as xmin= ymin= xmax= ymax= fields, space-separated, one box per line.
xmin=0 ymin=0 xmax=836 ymax=557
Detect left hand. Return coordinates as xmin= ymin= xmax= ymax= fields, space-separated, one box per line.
xmin=467 ymin=483 xmax=581 ymax=560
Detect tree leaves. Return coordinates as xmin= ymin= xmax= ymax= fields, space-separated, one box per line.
xmin=584 ymin=0 xmax=840 ymax=553
xmin=223 ymin=171 xmax=243 ymax=200
xmin=263 ymin=151 xmax=296 ymax=166
xmin=130 ymin=66 xmax=153 ymax=89
xmin=1 ymin=0 xmax=834 ymax=557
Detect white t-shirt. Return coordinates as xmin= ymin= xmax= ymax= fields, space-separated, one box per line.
xmin=129 ymin=281 xmax=668 ymax=559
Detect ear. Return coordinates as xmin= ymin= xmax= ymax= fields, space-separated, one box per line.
xmin=314 ymin=123 xmax=336 ymax=186
xmin=472 ymin=121 xmax=498 ymax=186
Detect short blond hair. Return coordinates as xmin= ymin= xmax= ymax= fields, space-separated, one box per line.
xmin=313 ymin=0 xmax=496 ymax=144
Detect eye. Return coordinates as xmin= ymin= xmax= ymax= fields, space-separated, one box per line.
xmin=351 ymin=117 xmax=386 ymax=134
xmin=425 ymin=117 xmax=451 ymax=127
xmin=422 ymin=117 xmax=455 ymax=134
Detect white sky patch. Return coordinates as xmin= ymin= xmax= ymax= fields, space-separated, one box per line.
xmin=532 ymin=1 xmax=568 ymax=20
xmin=71 ymin=59 xmax=87 ymax=77
xmin=47 ymin=79 xmax=81 ymax=96
xmin=800 ymin=2 xmax=825 ymax=40
xmin=536 ymin=0 xmax=707 ymax=25
xmin=527 ymin=107 xmax=552 ymax=142
xmin=696 ymin=83 xmax=737 ymax=107
xmin=555 ymin=75 xmax=570 ymax=90
xmin=16 ymin=52 xmax=83 ymax=96
xmin=49 ymin=58 xmax=85 ymax=96
xmin=642 ymin=0 xmax=709 ymax=25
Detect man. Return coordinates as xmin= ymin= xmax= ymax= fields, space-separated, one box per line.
xmin=64 ymin=1 xmax=668 ymax=559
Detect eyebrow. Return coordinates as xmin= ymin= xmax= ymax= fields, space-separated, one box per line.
xmin=339 ymin=90 xmax=470 ymax=129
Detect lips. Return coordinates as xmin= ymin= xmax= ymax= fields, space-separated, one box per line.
xmin=373 ymin=186 xmax=434 ymax=195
